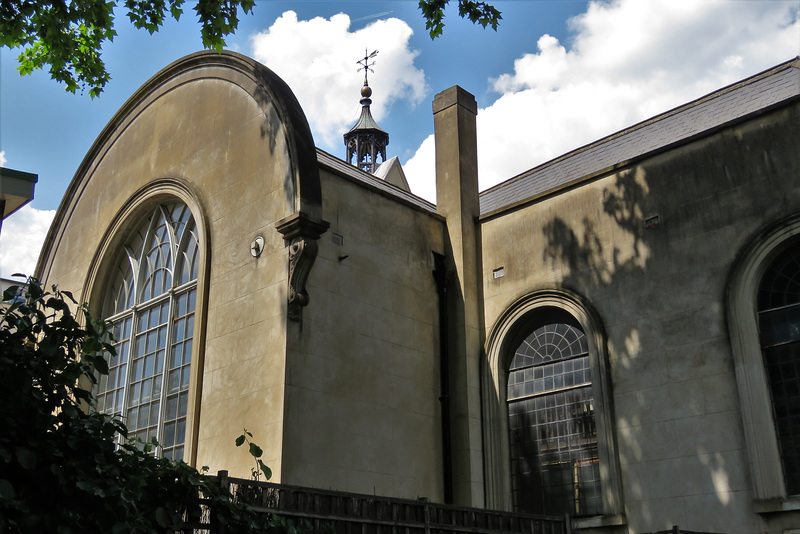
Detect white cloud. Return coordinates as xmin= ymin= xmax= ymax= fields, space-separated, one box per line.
xmin=0 ymin=205 xmax=56 ymax=279
xmin=406 ymin=0 xmax=800 ymax=200
xmin=403 ymin=134 xmax=436 ymax=203
xmin=0 ymin=151 xmax=6 ymax=166
xmin=250 ymin=11 xmax=426 ymax=152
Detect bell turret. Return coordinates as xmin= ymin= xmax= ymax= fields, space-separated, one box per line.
xmin=344 ymin=50 xmax=389 ymax=174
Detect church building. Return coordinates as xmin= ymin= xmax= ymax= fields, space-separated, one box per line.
xmin=35 ymin=51 xmax=800 ymax=534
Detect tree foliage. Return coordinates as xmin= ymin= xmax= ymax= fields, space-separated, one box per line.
xmin=0 ymin=279 xmax=281 ymax=533
xmin=419 ymin=0 xmax=501 ymax=39
xmin=0 ymin=0 xmax=500 ymax=97
xmin=0 ymin=0 xmax=255 ymax=97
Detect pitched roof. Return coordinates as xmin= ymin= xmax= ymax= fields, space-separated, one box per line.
xmin=346 ymin=104 xmax=388 ymax=135
xmin=374 ymin=156 xmax=411 ymax=191
xmin=479 ymin=57 xmax=800 ymax=218
xmin=316 ymin=149 xmax=436 ymax=214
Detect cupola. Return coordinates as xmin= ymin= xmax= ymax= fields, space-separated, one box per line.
xmin=344 ymin=50 xmax=389 ymax=174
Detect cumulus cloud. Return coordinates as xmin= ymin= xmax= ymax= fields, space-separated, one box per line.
xmin=0 ymin=205 xmax=56 ymax=279
xmin=0 ymin=151 xmax=6 ymax=166
xmin=405 ymin=0 xmax=800 ymax=201
xmin=250 ymin=11 xmax=426 ymax=151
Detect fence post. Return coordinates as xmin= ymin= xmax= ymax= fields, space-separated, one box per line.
xmin=218 ymin=470 xmax=229 ymax=534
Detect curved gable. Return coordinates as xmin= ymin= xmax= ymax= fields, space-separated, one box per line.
xmin=36 ymin=50 xmax=324 ymax=301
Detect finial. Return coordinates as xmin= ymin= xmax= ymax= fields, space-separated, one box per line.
xmin=357 ymin=49 xmax=379 ymax=87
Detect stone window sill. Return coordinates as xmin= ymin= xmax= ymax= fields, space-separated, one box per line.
xmin=754 ymin=498 xmax=800 ymax=513
xmin=573 ymin=514 xmax=626 ymax=529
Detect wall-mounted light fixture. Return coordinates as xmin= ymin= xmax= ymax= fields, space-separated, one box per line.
xmin=251 ymin=236 xmax=265 ymax=257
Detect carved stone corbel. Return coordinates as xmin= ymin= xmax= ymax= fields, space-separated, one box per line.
xmin=276 ymin=212 xmax=329 ymax=321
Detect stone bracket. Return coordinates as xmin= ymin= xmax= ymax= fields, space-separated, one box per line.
xmin=276 ymin=212 xmax=330 ymax=321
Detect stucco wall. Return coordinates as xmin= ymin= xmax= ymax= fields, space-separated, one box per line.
xmin=37 ymin=57 xmax=304 ymax=481
xmin=479 ymin=102 xmax=800 ymax=533
xmin=282 ymin=168 xmax=447 ymax=500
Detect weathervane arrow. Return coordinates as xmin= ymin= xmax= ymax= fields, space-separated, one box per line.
xmin=357 ymin=49 xmax=379 ymax=84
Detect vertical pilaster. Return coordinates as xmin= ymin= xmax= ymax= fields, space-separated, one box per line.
xmin=433 ymin=86 xmax=484 ymax=507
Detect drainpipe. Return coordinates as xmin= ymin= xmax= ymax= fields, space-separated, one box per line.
xmin=432 ymin=251 xmax=453 ymax=504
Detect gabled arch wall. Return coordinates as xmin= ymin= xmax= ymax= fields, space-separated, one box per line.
xmin=35 ymin=50 xmax=326 ymax=479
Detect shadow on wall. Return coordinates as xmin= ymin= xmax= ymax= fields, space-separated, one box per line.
xmin=539 ymin=164 xmax=743 ymax=532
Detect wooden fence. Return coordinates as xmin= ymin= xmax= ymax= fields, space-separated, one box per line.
xmin=182 ymin=471 xmax=569 ymax=534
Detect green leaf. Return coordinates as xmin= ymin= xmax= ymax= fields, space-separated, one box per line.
xmin=91 ymin=353 xmax=110 ymax=375
xmin=0 ymin=479 xmax=16 ymax=499
xmin=81 ymin=337 xmax=103 ymax=353
xmin=15 ymin=447 xmax=37 ymax=470
xmin=258 ymin=460 xmax=272 ymax=481
xmin=154 ymin=506 xmax=172 ymax=527
xmin=248 ymin=442 xmax=263 ymax=458
xmin=235 ymin=434 xmax=246 ymax=447
xmin=2 ymin=285 xmax=20 ymax=301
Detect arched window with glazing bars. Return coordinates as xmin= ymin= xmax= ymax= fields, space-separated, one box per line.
xmin=507 ymin=310 xmax=601 ymax=516
xmin=758 ymin=242 xmax=800 ymax=495
xmin=96 ymin=202 xmax=199 ymax=460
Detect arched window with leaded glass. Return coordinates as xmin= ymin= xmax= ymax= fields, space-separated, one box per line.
xmin=96 ymin=201 xmax=199 ymax=461
xmin=757 ymin=242 xmax=800 ymax=495
xmin=507 ymin=310 xmax=601 ymax=517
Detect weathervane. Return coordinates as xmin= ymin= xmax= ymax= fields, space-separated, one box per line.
xmin=357 ymin=49 xmax=379 ymax=85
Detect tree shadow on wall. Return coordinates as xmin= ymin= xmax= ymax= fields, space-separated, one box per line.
xmin=251 ymin=64 xmax=322 ymax=216
xmin=538 ymin=167 xmax=739 ymax=532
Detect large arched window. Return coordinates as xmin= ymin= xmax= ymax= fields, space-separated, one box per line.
xmin=728 ymin=216 xmax=800 ymax=508
xmin=483 ymin=290 xmax=623 ymax=525
xmin=757 ymin=243 xmax=800 ymax=495
xmin=96 ymin=202 xmax=199 ymax=461
xmin=507 ymin=311 xmax=601 ymax=516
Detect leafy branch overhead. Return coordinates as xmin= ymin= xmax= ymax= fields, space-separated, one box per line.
xmin=419 ymin=0 xmax=501 ymax=39
xmin=0 ymin=0 xmax=255 ymax=97
xmin=0 ymin=0 xmax=499 ymax=98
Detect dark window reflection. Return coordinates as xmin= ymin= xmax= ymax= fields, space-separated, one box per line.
xmin=507 ymin=319 xmax=601 ymax=516
xmin=759 ymin=242 xmax=800 ymax=495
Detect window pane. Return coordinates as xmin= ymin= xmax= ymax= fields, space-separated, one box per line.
xmin=141 ymin=210 xmax=174 ymax=302
xmin=760 ymin=304 xmax=800 ymax=347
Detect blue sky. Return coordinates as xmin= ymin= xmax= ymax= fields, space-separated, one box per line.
xmin=1 ymin=0 xmax=799 ymax=277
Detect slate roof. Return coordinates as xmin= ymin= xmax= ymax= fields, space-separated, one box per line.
xmin=316 ymin=149 xmax=436 ymax=213
xmin=479 ymin=57 xmax=800 ymax=218
xmin=346 ymin=104 xmax=388 ymax=136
